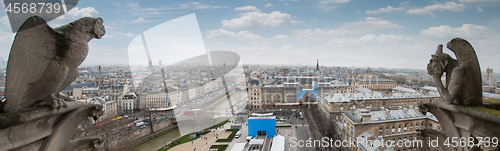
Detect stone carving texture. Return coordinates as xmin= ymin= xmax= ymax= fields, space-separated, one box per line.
xmin=421 ymin=38 xmax=500 ymax=151
xmin=0 ymin=16 xmax=105 ymax=151
xmin=4 ymin=16 xmax=105 ymax=112
xmin=427 ymin=38 xmax=482 ymax=106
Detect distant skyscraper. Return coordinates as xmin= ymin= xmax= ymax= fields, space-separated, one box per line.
xmin=315 ymin=58 xmax=320 ymax=72
xmin=95 ymin=65 xmax=104 ymax=87
xmin=486 ymin=68 xmax=493 ymax=85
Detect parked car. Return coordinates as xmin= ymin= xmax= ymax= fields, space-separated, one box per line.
xmin=235 ymin=131 xmax=241 ymax=138
xmin=136 ymin=122 xmax=144 ymax=127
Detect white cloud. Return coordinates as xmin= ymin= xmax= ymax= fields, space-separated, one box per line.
xmin=294 ymin=28 xmax=354 ymax=40
xmin=221 ymin=11 xmax=299 ymax=29
xmin=265 ymin=3 xmax=273 ymax=7
xmin=215 ymin=41 xmax=224 ymax=45
xmin=179 ymin=2 xmax=228 ymax=9
xmin=344 ymin=17 xmax=403 ymax=28
xmin=124 ymin=2 xmax=227 ymax=16
xmin=281 ymin=45 xmax=292 ymax=51
xmin=366 ymin=6 xmax=404 ymax=14
xmin=458 ymin=0 xmax=500 ymax=3
xmin=273 ymin=34 xmax=290 ymax=40
xmin=253 ymin=41 xmax=272 ymax=45
xmin=49 ymin=7 xmax=99 ymax=27
xmin=0 ymin=30 xmax=15 ymax=59
xmin=234 ymin=6 xmax=261 ymax=12
xmin=57 ymin=7 xmax=99 ymax=20
xmin=206 ymin=28 xmax=265 ymax=40
xmin=0 ymin=15 xmax=9 ymax=25
xmin=107 ymin=31 xmax=135 ymax=37
xmin=261 ymin=42 xmax=272 ymax=45
xmin=294 ymin=17 xmax=402 ymax=40
xmin=319 ymin=0 xmax=350 ymax=4
xmin=406 ymin=2 xmax=466 ymax=17
xmin=103 ymin=34 xmax=116 ymax=38
xmin=327 ymin=34 xmax=411 ymax=46
xmin=131 ymin=17 xmax=152 ymax=23
xmin=420 ymin=24 xmax=487 ymax=38
xmin=237 ymin=46 xmax=269 ymax=52
xmin=0 ymin=30 xmax=14 ymax=41
xmin=477 ymin=5 xmax=483 ymax=12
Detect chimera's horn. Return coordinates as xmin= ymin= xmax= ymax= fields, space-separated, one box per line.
xmin=436 ymin=44 xmax=443 ymax=54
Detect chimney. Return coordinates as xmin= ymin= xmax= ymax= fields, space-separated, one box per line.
xmin=386 ymin=109 xmax=391 ymax=119
xmin=350 ymin=106 xmax=356 ymax=113
xmin=361 ymin=114 xmax=371 ymax=122
xmin=366 ymin=106 xmax=372 ymax=112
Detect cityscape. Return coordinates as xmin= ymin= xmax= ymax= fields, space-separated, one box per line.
xmin=1 ymin=58 xmax=500 ymax=150
xmin=0 ymin=0 xmax=500 ymax=151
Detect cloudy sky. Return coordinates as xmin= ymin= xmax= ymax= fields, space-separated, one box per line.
xmin=0 ymin=0 xmax=499 ymax=70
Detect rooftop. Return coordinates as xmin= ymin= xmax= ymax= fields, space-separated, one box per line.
xmin=343 ymin=107 xmax=438 ymax=124
xmin=323 ymin=89 xmax=440 ymax=103
xmin=483 ymin=92 xmax=500 ymax=99
xmin=392 ymin=86 xmax=417 ymax=93
xmin=420 ymin=86 xmax=438 ymax=92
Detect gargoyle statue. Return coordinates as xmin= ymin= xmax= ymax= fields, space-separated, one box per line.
xmin=3 ymin=16 xmax=105 ymax=113
xmin=427 ymin=38 xmax=482 ymax=106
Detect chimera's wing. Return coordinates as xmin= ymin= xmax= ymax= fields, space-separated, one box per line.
xmin=4 ymin=16 xmax=57 ymax=112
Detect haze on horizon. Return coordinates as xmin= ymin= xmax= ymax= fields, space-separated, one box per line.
xmin=1 ymin=0 xmax=499 ymax=72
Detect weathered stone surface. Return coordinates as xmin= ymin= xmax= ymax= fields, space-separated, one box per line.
xmin=422 ymin=38 xmax=500 ymax=151
xmin=427 ymin=38 xmax=482 ymax=106
xmin=4 ymin=15 xmax=105 ymax=112
xmin=0 ymin=16 xmax=105 ymax=151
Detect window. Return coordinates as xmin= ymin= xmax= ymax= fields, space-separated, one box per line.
xmin=404 ymin=125 xmax=407 ymax=133
xmin=398 ymin=125 xmax=401 ymax=133
xmin=386 ymin=127 xmax=389 ymax=135
xmin=379 ymin=127 xmax=383 ymax=136
xmin=410 ymin=124 xmax=413 ymax=132
xmin=392 ymin=126 xmax=395 ymax=134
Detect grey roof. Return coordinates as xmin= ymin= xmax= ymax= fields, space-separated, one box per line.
xmin=358 ymin=78 xmax=395 ymax=82
xmin=61 ymin=81 xmax=95 ymax=92
xmin=392 ymin=86 xmax=417 ymax=93
xmin=249 ymin=79 xmax=260 ymax=86
xmin=263 ymin=78 xmax=277 ymax=85
xmin=420 ymin=86 xmax=438 ymax=91
xmin=324 ymin=87 xmax=440 ymax=103
xmin=357 ymin=131 xmax=380 ymax=151
xmin=344 ymin=107 xmax=438 ymax=124
xmin=123 ymin=94 xmax=137 ymax=99
xmin=483 ymin=92 xmax=500 ymax=99
xmin=355 ymin=87 xmax=372 ymax=93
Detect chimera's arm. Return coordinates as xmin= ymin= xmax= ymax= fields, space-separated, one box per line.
xmin=434 ymin=72 xmax=450 ymax=102
xmin=445 ymin=67 xmax=464 ymax=104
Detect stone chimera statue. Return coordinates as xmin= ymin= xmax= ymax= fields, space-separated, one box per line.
xmin=0 ymin=16 xmax=105 ymax=151
xmin=427 ymin=38 xmax=482 ymax=106
xmin=4 ymin=16 xmax=105 ymax=112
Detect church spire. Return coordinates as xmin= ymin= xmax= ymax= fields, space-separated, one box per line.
xmin=316 ymin=58 xmax=319 ymax=72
